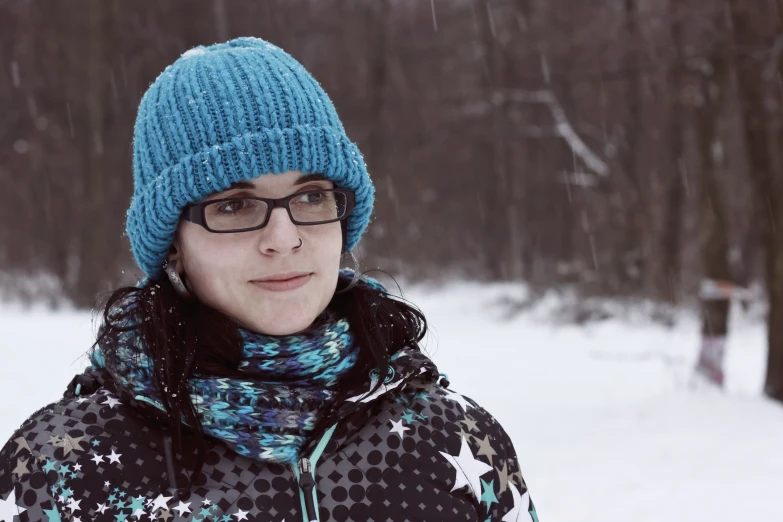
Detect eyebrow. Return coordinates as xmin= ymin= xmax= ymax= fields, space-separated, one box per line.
xmin=224 ymin=173 xmax=329 ymax=191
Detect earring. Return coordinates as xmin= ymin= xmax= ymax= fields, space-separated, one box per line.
xmin=163 ymin=259 xmax=193 ymax=299
xmin=335 ymin=250 xmax=361 ymax=294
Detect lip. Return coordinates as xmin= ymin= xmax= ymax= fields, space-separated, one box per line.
xmin=250 ymin=273 xmax=313 ymax=292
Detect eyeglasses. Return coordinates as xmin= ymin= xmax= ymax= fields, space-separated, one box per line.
xmin=182 ymin=188 xmax=356 ymax=233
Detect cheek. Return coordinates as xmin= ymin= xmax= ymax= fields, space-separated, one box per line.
xmin=308 ymin=223 xmax=343 ymax=258
xmin=180 ymin=229 xmax=246 ymax=279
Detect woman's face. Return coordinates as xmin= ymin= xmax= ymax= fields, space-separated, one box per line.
xmin=168 ymin=171 xmax=343 ymax=335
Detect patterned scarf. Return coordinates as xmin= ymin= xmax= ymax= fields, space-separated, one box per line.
xmin=90 ymin=307 xmax=359 ymax=464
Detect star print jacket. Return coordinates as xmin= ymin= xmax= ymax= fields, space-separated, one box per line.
xmin=0 ymin=348 xmax=538 ymax=522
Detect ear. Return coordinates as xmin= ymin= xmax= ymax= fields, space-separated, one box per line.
xmin=167 ymin=240 xmax=184 ymax=274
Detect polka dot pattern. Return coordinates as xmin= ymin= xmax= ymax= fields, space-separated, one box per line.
xmin=0 ymin=351 xmax=537 ymax=521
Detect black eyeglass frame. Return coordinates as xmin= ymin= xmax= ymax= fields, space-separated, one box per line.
xmin=182 ymin=188 xmax=356 ymax=233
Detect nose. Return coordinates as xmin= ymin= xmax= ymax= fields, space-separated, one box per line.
xmin=258 ymin=207 xmax=301 ymax=256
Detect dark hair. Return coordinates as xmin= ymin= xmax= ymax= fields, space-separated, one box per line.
xmin=89 ymin=268 xmax=428 ymax=495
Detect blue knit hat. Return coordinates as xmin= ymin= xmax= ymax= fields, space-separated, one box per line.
xmin=127 ymin=37 xmax=375 ymax=279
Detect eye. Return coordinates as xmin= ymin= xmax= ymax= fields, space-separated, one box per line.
xmin=217 ymin=199 xmax=248 ymax=213
xmin=293 ymin=190 xmax=328 ymax=204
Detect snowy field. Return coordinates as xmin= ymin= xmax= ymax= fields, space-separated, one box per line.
xmin=1 ymin=282 xmax=781 ymax=522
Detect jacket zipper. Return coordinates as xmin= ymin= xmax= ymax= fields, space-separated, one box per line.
xmin=292 ymin=424 xmax=338 ymax=522
xmin=297 ymin=458 xmax=318 ymax=522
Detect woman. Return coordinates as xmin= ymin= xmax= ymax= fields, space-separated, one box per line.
xmin=0 ymin=37 xmax=538 ymax=522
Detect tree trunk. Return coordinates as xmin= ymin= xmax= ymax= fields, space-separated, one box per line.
xmin=728 ymin=0 xmax=783 ymax=401
xmin=475 ymin=0 xmax=514 ymax=280
xmin=662 ymin=0 xmax=685 ymax=304
xmin=694 ymin=53 xmax=731 ymax=387
xmin=614 ymin=0 xmax=649 ymax=295
xmin=70 ymin=0 xmax=110 ymax=307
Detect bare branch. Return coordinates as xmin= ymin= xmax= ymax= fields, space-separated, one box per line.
xmin=502 ymin=89 xmax=611 ymax=177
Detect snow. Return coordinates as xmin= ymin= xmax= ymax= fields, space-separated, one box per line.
xmin=1 ymin=282 xmax=780 ymax=521
xmin=181 ymin=47 xmax=207 ymax=59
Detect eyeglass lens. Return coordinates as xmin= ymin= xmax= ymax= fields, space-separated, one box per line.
xmin=203 ymin=190 xmax=347 ymax=231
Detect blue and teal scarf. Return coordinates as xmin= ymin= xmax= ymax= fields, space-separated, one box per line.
xmin=90 ymin=308 xmax=359 ymax=464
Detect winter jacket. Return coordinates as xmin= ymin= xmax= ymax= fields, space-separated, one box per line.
xmin=0 ymin=348 xmax=538 ymax=522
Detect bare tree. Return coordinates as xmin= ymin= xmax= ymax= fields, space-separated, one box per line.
xmin=693 ymin=42 xmax=732 ymax=387
xmin=0 ymin=0 xmax=777 ymax=384
xmin=728 ymin=0 xmax=783 ymax=401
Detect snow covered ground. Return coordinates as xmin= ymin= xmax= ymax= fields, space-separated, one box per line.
xmin=1 ymin=282 xmax=780 ymax=521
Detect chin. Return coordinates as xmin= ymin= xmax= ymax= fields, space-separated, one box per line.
xmin=244 ymin=308 xmax=321 ymax=336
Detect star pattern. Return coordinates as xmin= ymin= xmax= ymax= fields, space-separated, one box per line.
xmin=457 ymin=428 xmax=478 ymax=445
xmin=501 ymin=486 xmax=535 ymax=522
xmin=42 ymin=459 xmax=58 ymax=473
xmin=43 ymin=506 xmax=61 ymax=522
xmin=412 ymin=391 xmax=430 ymax=402
xmin=389 ymin=419 xmax=410 ymax=438
xmin=401 ymin=411 xmax=419 ymax=424
xmin=439 ymin=436 xmax=493 ymax=500
xmin=102 ymin=396 xmax=121 ymax=409
xmin=173 ymin=501 xmax=191 ymax=517
xmin=475 ymin=434 xmax=497 ymax=460
xmin=150 ymin=494 xmax=172 ymax=513
xmin=0 ymin=489 xmax=27 ymax=522
xmin=128 ymin=496 xmax=146 ymax=513
xmin=65 ymin=498 xmax=81 ymax=514
xmin=496 ymin=459 xmax=512 ymax=495
xmin=461 ymin=416 xmax=479 ymax=433
xmin=443 ymin=389 xmax=471 ymax=412
xmin=0 ymin=350 xmax=532 ymax=522
xmin=12 ymin=457 xmax=30 ymax=479
xmin=106 ymin=450 xmax=122 ymax=464
xmin=480 ymin=478 xmax=499 ymax=510
xmin=13 ymin=437 xmax=31 ymax=456
xmin=59 ymin=434 xmax=88 ymax=457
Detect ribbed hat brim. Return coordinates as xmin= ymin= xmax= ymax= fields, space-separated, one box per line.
xmin=127 ymin=125 xmax=374 ymax=279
